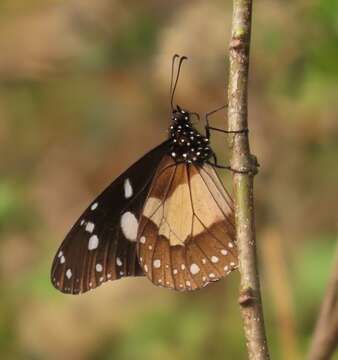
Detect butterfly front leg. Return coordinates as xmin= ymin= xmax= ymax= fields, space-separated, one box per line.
xmin=204 ymin=105 xmax=249 ymax=140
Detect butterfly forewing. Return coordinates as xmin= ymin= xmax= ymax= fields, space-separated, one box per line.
xmin=51 ymin=141 xmax=170 ymax=294
xmin=137 ymin=156 xmax=238 ymax=291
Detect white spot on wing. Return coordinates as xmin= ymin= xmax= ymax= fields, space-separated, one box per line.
xmin=66 ymin=269 xmax=72 ymax=279
xmin=91 ymin=202 xmax=98 ymax=210
xmin=58 ymin=251 xmax=63 ymax=258
xmin=60 ymin=256 xmax=66 ymax=264
xmin=124 ymin=178 xmax=133 ymax=199
xmin=140 ymin=236 xmax=146 ymax=244
xmin=85 ymin=222 xmax=95 ymax=233
xmin=221 ymin=249 xmax=228 ymax=256
xmin=88 ymin=235 xmax=99 ymax=250
xmin=153 ymin=259 xmax=161 ymax=268
xmin=190 ymin=263 xmax=200 ymax=275
xmin=211 ymin=256 xmax=219 ymax=263
xmin=120 ymin=212 xmax=138 ymax=241
xmin=96 ymin=263 xmax=103 ymax=272
xmin=116 ymin=257 xmax=122 ymax=266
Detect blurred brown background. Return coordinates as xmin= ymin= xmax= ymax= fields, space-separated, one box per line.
xmin=0 ymin=1 xmax=337 ymax=359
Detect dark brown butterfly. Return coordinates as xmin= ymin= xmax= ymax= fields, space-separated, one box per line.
xmin=51 ymin=55 xmax=238 ymax=294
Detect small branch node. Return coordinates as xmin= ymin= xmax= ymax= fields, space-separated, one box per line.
xmin=229 ymin=36 xmax=247 ymax=51
xmin=231 ymin=154 xmax=259 ymax=175
xmin=239 ymin=287 xmax=257 ymax=307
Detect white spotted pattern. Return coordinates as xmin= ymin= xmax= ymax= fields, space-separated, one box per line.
xmin=60 ymin=256 xmax=65 ymax=264
xmin=124 ymin=178 xmax=133 ymax=199
xmin=66 ymin=269 xmax=72 ymax=279
xmin=88 ymin=235 xmax=99 ymax=250
xmin=140 ymin=236 xmax=146 ymax=244
xmin=120 ymin=212 xmax=138 ymax=241
xmin=91 ymin=202 xmax=98 ymax=210
xmin=116 ymin=257 xmax=122 ymax=266
xmin=96 ymin=263 xmax=103 ymax=272
xmin=85 ymin=222 xmax=95 ymax=233
xmin=153 ymin=259 xmax=161 ymax=268
xmin=211 ymin=256 xmax=219 ymax=263
xmin=190 ymin=263 xmax=200 ymax=275
xmin=221 ymin=249 xmax=228 ymax=256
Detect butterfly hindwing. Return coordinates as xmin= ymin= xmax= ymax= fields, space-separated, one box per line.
xmin=51 ymin=141 xmax=170 ymax=294
xmin=137 ymin=155 xmax=238 ymax=291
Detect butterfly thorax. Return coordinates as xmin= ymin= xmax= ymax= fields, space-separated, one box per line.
xmin=168 ymin=107 xmax=212 ymax=164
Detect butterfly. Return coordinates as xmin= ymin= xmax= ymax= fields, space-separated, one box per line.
xmin=51 ymin=55 xmax=238 ymax=294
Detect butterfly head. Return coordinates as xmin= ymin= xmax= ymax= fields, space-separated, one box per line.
xmin=172 ymin=105 xmax=190 ymax=124
xmin=169 ymin=105 xmax=212 ymax=164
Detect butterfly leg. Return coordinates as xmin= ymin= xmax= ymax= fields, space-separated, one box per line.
xmin=207 ymin=153 xmax=231 ymax=171
xmin=204 ymin=105 xmax=248 ymax=139
xmin=208 ymin=152 xmax=259 ymax=174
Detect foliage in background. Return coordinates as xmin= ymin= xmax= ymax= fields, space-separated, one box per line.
xmin=0 ymin=0 xmax=337 ymax=359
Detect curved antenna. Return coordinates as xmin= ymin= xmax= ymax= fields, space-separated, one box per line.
xmin=170 ymin=54 xmax=180 ymax=106
xmin=170 ymin=55 xmax=188 ymax=111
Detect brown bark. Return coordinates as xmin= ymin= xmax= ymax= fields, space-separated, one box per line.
xmin=227 ymin=1 xmax=270 ymax=359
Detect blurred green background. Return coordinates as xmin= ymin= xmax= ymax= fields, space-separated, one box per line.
xmin=0 ymin=1 xmax=337 ymax=359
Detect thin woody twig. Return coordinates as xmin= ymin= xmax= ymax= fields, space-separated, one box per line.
xmin=227 ymin=1 xmax=270 ymax=359
xmin=308 ymin=242 xmax=338 ymax=360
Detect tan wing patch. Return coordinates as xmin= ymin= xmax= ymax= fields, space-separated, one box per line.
xmin=142 ymin=160 xmax=193 ymax=246
xmin=137 ymin=157 xmax=238 ymax=291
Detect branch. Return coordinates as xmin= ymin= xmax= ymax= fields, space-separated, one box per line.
xmin=227 ymin=1 xmax=270 ymax=359
xmin=308 ymin=242 xmax=338 ymax=360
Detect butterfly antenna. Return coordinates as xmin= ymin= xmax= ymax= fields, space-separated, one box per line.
xmin=170 ymin=54 xmax=180 ymax=109
xmin=170 ymin=55 xmax=188 ymax=111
